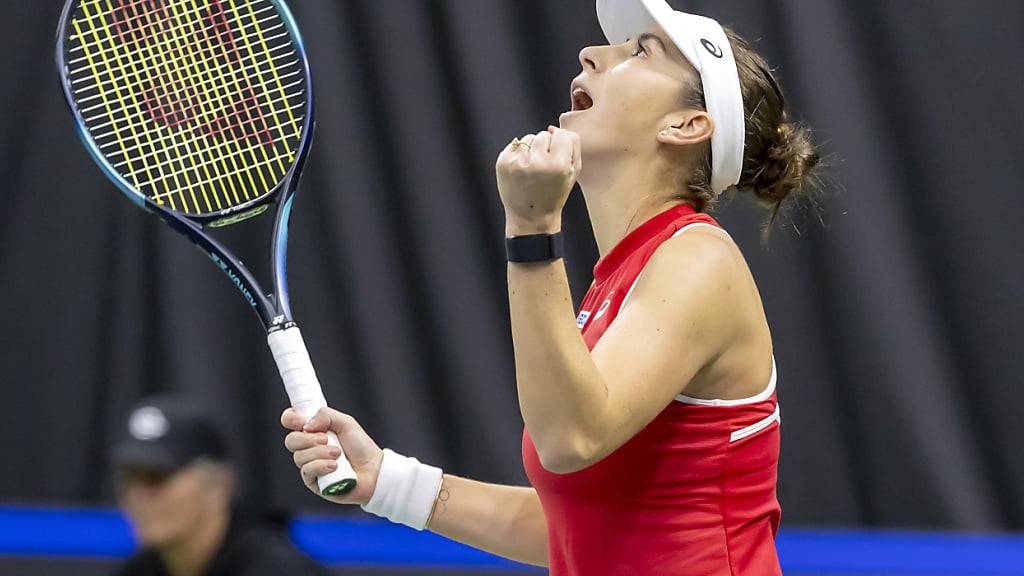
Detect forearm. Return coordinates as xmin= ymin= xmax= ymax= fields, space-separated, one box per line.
xmin=496 ymin=126 xmax=602 ymax=466
xmin=507 ymin=259 xmax=607 ymax=461
xmin=427 ymin=474 xmax=548 ymax=567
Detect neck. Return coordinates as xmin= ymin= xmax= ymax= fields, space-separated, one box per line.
xmin=158 ymin=508 xmax=229 ymax=576
xmin=578 ymin=151 xmax=690 ymax=257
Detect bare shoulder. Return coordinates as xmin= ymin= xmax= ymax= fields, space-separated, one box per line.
xmin=625 ymin=224 xmax=753 ymax=339
xmin=623 ymin=225 xmax=772 ymax=399
xmin=643 ymin=225 xmax=746 ymax=292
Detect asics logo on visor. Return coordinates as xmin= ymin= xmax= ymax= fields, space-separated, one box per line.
xmin=701 ymin=39 xmax=724 ymax=59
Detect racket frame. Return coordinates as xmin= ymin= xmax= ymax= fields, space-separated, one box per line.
xmin=55 ymin=0 xmax=315 ymax=331
xmin=56 ymin=0 xmax=358 ymax=496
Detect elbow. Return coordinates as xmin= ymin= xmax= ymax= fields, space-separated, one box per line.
xmin=534 ymin=433 xmax=601 ymax=474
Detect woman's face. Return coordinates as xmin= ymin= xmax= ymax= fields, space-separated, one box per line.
xmin=560 ymin=26 xmax=700 ymax=160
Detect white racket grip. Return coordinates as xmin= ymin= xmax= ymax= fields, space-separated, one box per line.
xmin=268 ymin=326 xmax=358 ymax=495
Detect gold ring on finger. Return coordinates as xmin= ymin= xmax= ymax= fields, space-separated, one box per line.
xmin=511 ymin=138 xmax=533 ymax=152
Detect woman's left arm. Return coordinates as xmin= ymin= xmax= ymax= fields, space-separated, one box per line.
xmin=498 ymin=129 xmax=741 ymax=473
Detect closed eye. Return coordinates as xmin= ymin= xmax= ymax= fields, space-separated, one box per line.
xmin=631 ymin=38 xmax=648 ymax=57
xmin=632 ymin=33 xmax=667 ymax=58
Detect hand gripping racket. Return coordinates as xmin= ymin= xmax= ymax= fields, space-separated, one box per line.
xmin=56 ymin=0 xmax=357 ymax=496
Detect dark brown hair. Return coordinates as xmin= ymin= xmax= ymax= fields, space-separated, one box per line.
xmin=682 ymin=28 xmax=820 ymax=228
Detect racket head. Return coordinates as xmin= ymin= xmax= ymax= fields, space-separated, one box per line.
xmin=56 ymin=0 xmax=315 ymax=227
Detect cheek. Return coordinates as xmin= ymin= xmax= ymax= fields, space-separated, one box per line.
xmin=119 ymin=492 xmax=144 ymax=525
xmin=612 ymin=67 xmax=683 ymax=113
xmin=121 ymin=489 xmax=171 ymax=542
xmin=595 ymin=84 xmax=673 ymax=135
xmin=166 ymin=479 xmax=207 ymax=517
xmin=147 ymin=478 xmax=208 ymax=533
xmin=623 ymin=91 xmax=675 ymax=126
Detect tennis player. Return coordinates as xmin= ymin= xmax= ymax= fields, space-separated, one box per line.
xmin=282 ymin=1 xmax=818 ymax=573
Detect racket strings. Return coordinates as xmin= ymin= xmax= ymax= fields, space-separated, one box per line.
xmin=74 ymin=0 xmax=262 ymax=212
xmin=77 ymin=0 xmax=244 ymax=212
xmin=66 ymin=0 xmax=306 ymax=215
xmin=69 ymin=22 xmax=291 ymax=99
xmin=69 ymin=9 xmax=284 ymax=98
xmin=97 ymin=88 xmax=303 ymax=166
xmin=77 ymin=42 xmax=303 ymax=170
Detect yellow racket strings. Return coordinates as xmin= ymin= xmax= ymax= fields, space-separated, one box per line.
xmin=67 ymin=0 xmax=305 ymax=215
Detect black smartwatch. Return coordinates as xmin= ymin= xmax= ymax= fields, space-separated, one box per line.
xmin=505 ymin=233 xmax=565 ymax=263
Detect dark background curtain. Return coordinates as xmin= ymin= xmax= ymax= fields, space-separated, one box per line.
xmin=1 ymin=0 xmax=1022 ymax=532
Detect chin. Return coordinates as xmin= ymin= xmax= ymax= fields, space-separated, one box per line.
xmin=559 ymin=116 xmax=593 ymax=146
xmin=558 ymin=109 xmax=585 ymax=128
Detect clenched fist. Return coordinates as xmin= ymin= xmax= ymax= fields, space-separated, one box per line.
xmin=496 ymin=127 xmax=582 ymax=236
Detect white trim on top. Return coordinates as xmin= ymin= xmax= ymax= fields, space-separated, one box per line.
xmin=670 ymin=222 xmax=733 ymax=240
xmin=728 ymin=404 xmax=781 ymax=443
xmin=675 ymin=356 xmax=777 ymax=406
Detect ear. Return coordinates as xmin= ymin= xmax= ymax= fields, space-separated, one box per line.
xmin=656 ymin=111 xmax=715 ymax=148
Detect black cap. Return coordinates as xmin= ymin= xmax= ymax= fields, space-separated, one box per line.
xmin=111 ymin=394 xmax=229 ymax=473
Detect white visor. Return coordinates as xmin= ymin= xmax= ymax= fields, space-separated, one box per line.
xmin=596 ymin=0 xmax=745 ymax=194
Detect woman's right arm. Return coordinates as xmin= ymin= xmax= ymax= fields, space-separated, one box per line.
xmin=281 ymin=408 xmax=549 ymax=568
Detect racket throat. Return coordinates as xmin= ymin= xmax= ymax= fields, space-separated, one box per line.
xmin=268 ymin=317 xmax=297 ymax=333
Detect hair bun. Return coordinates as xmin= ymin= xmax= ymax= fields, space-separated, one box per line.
xmin=747 ymin=121 xmax=820 ymax=206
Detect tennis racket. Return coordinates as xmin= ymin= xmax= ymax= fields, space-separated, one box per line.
xmin=56 ymin=0 xmax=357 ymax=496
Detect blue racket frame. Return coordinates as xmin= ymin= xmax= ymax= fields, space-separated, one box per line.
xmin=55 ymin=0 xmax=316 ymax=331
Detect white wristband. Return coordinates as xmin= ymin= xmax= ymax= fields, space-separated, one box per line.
xmin=361 ymin=449 xmax=444 ymax=531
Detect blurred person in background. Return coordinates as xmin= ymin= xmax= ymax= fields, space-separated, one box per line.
xmin=111 ymin=394 xmax=329 ymax=576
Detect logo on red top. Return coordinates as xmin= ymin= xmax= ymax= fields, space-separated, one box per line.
xmin=576 ymin=310 xmax=591 ymax=329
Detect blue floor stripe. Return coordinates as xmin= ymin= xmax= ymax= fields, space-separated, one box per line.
xmin=290 ymin=515 xmax=532 ymax=570
xmin=2 ymin=506 xmax=1023 ymax=574
xmin=778 ymin=528 xmax=1024 ymax=574
xmin=0 ymin=507 xmax=135 ymax=559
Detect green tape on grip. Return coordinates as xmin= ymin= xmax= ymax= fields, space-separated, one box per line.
xmin=322 ymin=479 xmax=357 ymax=497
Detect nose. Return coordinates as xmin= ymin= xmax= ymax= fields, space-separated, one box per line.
xmin=578 ymin=45 xmax=600 ymax=72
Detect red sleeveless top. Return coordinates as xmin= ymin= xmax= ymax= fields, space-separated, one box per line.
xmin=522 ymin=204 xmax=782 ymax=575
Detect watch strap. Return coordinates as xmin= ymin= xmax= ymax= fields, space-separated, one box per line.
xmin=505 ymin=233 xmax=565 ymax=263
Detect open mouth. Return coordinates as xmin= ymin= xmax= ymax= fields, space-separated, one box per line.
xmin=570 ymin=84 xmax=594 ymax=112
